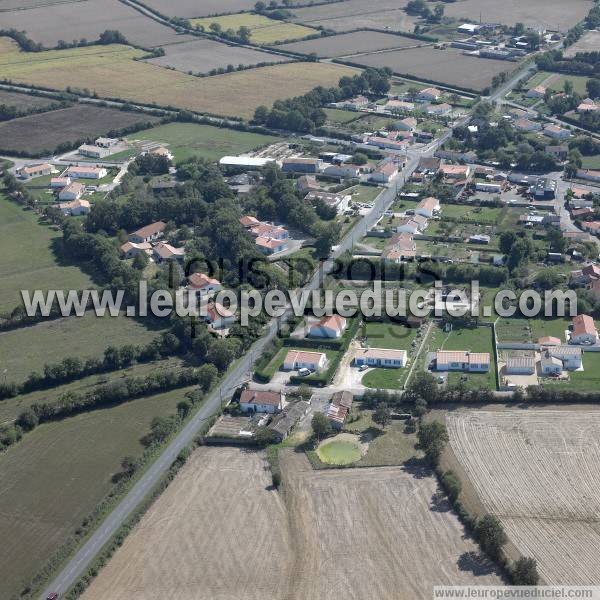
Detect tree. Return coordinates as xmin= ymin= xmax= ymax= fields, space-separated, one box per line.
xmin=177 ymin=399 xmax=192 ymax=418
xmin=253 ymin=105 xmax=269 ymax=124
xmin=564 ymin=79 xmax=574 ymax=96
xmin=432 ymin=4 xmax=444 ymax=21
xmin=417 ymin=421 xmax=449 ymax=465
xmin=441 ymin=470 xmax=462 ymax=503
xmin=373 ymin=403 xmax=392 ymax=429
xmin=476 ymin=515 xmax=507 ymax=560
xmin=16 ymin=408 xmax=38 ymax=431
xmin=312 ymin=412 xmax=331 ymax=440
xmin=352 ymin=152 xmax=368 ymax=165
xmin=512 ymin=557 xmax=539 ymax=585
xmin=413 ymin=397 xmax=428 ymax=418
xmin=132 ymin=251 xmax=148 ymax=270
xmin=237 ymin=26 xmax=251 ymax=43
xmin=407 ymin=371 xmax=438 ymax=403
xmin=586 ymin=78 xmax=600 ymax=100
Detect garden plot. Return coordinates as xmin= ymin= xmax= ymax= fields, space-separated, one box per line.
xmin=277 ymin=30 xmax=425 ymax=57
xmin=447 ymin=409 xmax=600 ymax=585
xmin=0 ymin=0 xmax=194 ymax=48
xmin=146 ymin=38 xmax=289 ymax=73
xmin=351 ymin=47 xmax=514 ymax=92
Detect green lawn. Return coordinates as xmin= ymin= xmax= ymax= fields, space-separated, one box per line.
xmin=0 ymin=313 xmax=162 ymax=385
xmin=552 ymin=352 xmax=600 ymax=391
xmin=317 ymin=439 xmax=362 ymax=465
xmin=582 ymin=155 xmax=600 ymax=169
xmin=440 ymin=204 xmax=503 ymax=223
xmin=362 ymin=367 xmax=409 ymax=390
xmin=127 ymin=122 xmax=279 ymax=163
xmin=0 ymin=193 xmax=93 ymax=313
xmin=496 ymin=317 xmax=532 ymax=344
xmin=529 ymin=317 xmax=570 ymax=342
xmin=363 ymin=321 xmax=418 ymax=349
xmin=347 ymin=184 xmax=383 ymax=205
xmin=0 ymin=386 xmax=196 ymax=600
xmin=324 ymin=107 xmax=361 ymax=124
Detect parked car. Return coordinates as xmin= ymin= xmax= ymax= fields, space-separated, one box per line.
xmin=47 ymin=594 xmax=59 ymax=600
xmin=298 ymin=367 xmax=312 ymax=376
xmin=358 ymin=364 xmax=369 ymax=371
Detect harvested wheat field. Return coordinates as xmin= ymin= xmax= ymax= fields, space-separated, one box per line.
xmin=0 ymin=38 xmax=353 ymax=119
xmin=82 ymin=447 xmax=293 ymax=600
xmin=281 ymin=452 xmax=502 ymax=599
xmin=446 ymin=409 xmax=600 ymax=585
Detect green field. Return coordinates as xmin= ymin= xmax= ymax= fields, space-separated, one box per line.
xmin=127 ymin=122 xmax=279 ymax=163
xmin=527 ymin=71 xmax=591 ymax=95
xmin=316 ymin=439 xmax=362 ymax=465
xmin=191 ymin=13 xmax=317 ymax=44
xmin=440 ymin=204 xmax=504 ymax=223
xmin=324 ymin=108 xmax=362 ymax=124
xmin=0 ymin=386 xmax=196 ymax=600
xmin=364 ymin=321 xmax=418 ymax=349
xmin=0 ymin=193 xmax=93 ymax=313
xmin=0 ymin=313 xmax=161 ymax=385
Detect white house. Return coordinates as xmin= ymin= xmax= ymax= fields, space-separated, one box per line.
xmin=283 ymin=350 xmax=327 ymax=372
xmin=436 ymin=351 xmax=490 ymax=372
xmin=570 ymin=314 xmax=599 ymax=345
xmin=128 ymin=221 xmax=166 ymax=244
xmin=322 ymin=164 xmax=361 ymax=178
xmin=549 ymin=345 xmax=582 ymax=370
xmin=540 ymin=351 xmax=563 ymax=375
xmin=417 ymin=87 xmax=442 ymax=102
xmin=543 ymin=124 xmax=571 ymax=140
xmin=153 ymin=242 xmax=185 ymax=263
xmin=205 ymin=302 xmax=235 ymax=329
xmin=58 ymin=181 xmax=84 ymax=201
xmin=255 ymin=236 xmax=289 ymax=255
xmin=370 ymin=161 xmax=398 ymax=184
xmin=50 ymin=177 xmax=71 ymax=189
xmin=414 ymin=196 xmax=440 ymax=218
xmin=187 ymin=272 xmax=221 ymax=298
xmin=394 ymin=116 xmax=418 ymax=132
xmin=66 ymin=166 xmax=108 ymax=180
xmin=354 ymin=348 xmax=407 ymax=368
xmin=18 ymin=163 xmax=53 ymax=179
xmin=239 ymin=389 xmax=283 ymax=414
xmin=120 ymin=241 xmax=152 ymax=259
xmin=57 ymin=198 xmax=91 ymax=216
xmin=309 ymin=314 xmax=347 ymax=339
xmin=505 ymin=356 xmax=536 ymax=375
xmin=396 ymin=215 xmax=428 ymax=234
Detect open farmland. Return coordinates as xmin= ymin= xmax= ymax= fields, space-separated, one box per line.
xmin=82 ymin=447 xmax=293 ymax=600
xmin=351 ymin=47 xmax=514 ymax=92
xmin=0 ymin=0 xmax=193 ymax=48
xmin=0 ymin=39 xmax=354 ymax=119
xmin=0 ymin=104 xmax=161 ymax=155
xmin=0 ymin=313 xmax=161 ymax=385
xmin=0 ymin=193 xmax=93 ymax=313
xmin=127 ymin=122 xmax=279 ymax=162
xmin=564 ymin=30 xmax=600 ymax=57
xmin=145 ymin=38 xmax=289 ymax=73
xmin=282 ymin=452 xmax=502 ymax=599
xmin=0 ymin=387 xmax=195 ymax=600
xmin=277 ymin=30 xmax=425 ymax=58
xmin=191 ymin=13 xmax=318 ymax=45
xmin=446 ymin=409 xmax=600 ymax=585
xmin=440 ymin=0 xmax=591 ymax=30
xmin=0 ymin=89 xmax=61 ymax=111
xmin=291 ymin=0 xmax=417 ymax=33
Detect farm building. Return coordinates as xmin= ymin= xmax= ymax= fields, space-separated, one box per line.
xmin=439 ymin=164 xmax=471 ymax=180
xmin=128 ymin=221 xmax=166 ymax=244
xmin=58 ymin=181 xmax=84 ymax=201
xmin=219 ymin=156 xmax=277 ymax=171
xmin=539 ymin=336 xmax=562 ymax=347
xmin=296 ymin=175 xmax=320 ymax=193
xmin=476 ymin=182 xmax=502 ymax=193
xmin=548 ymin=345 xmax=582 ymax=370
xmin=57 ymin=198 xmax=91 ymax=216
xmin=239 ymin=389 xmax=283 ymax=414
xmin=187 ymin=272 xmax=221 ymax=298
xmin=415 ymin=197 xmax=440 ymax=218
xmin=152 ymin=242 xmax=185 ymax=263
xmin=309 ymin=315 xmax=347 ymax=339
xmin=281 ymin=158 xmax=322 ymax=174
xmin=354 ymin=348 xmax=407 ymax=368
xmin=95 ymin=137 xmax=119 ymax=148
xmin=78 ymin=144 xmax=110 ymax=159
xmin=18 ymin=163 xmax=53 ymax=179
xmin=267 ymin=400 xmax=310 ymax=441
xmin=325 ymin=390 xmax=354 ymax=430
xmin=66 ymin=166 xmax=108 ymax=179
xmin=322 ymin=164 xmax=361 ymax=178
xmin=436 ymin=351 xmax=490 ymax=373
xmin=283 ymin=350 xmax=327 ymax=372
xmin=120 ymin=241 xmax=152 ymax=259
xmin=570 ymin=315 xmax=599 ymax=345
xmin=505 ymin=356 xmax=536 ymax=375
xmin=150 ymin=146 xmax=173 ymax=161
xmin=205 ymin=302 xmax=235 ymax=329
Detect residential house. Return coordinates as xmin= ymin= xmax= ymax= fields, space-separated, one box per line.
xmin=95 ymin=137 xmax=118 ymax=148
xmin=205 ymin=301 xmax=235 ymax=329
xmin=326 ymin=390 xmax=354 ymax=429
xmin=570 ymin=314 xmax=599 ymax=345
xmin=58 ymin=181 xmax=84 ymax=201
xmin=435 ymin=149 xmax=477 ymax=163
xmin=588 ymin=279 xmax=600 ymax=302
xmin=468 ymin=234 xmax=491 ymax=244
xmin=417 ymin=87 xmax=442 ymax=102
xmin=548 ymin=345 xmax=582 ymax=370
xmin=187 ymin=272 xmax=221 ymax=298
xmin=576 ymin=169 xmax=600 ymax=183
xmin=128 ymin=221 xmax=166 ymax=244
xmin=309 ymin=314 xmax=347 ymax=339
xmin=150 ymin=146 xmax=173 ymax=161
xmin=540 ymin=351 xmax=563 ymax=375
xmin=416 ymin=156 xmax=441 ymax=173
xmin=577 ymin=101 xmax=598 ymax=113
xmin=545 ymin=145 xmax=569 ymax=161
xmin=281 ymin=158 xmax=322 ymax=174
xmin=57 ymin=198 xmax=91 ymax=216
xmin=78 ymin=144 xmax=110 ymax=159
xmin=382 ymin=232 xmax=416 ymax=263
xmin=50 ymin=177 xmax=71 ymax=189
xmin=425 ymin=102 xmax=452 ymax=116
xmin=581 ymin=221 xmax=600 ymax=235
xmin=239 ymin=389 xmax=283 ymax=414
xmin=354 ymin=348 xmax=407 ymax=368
xmin=283 ymin=350 xmax=327 ymax=372
xmin=538 ymin=336 xmax=562 ymax=347
xmin=415 ymin=196 xmax=440 ymax=218
xmin=120 ymin=241 xmax=152 ymax=259
xmin=370 ymin=161 xmax=398 ymax=184
xmin=571 ymin=207 xmax=595 ymax=219
xmin=66 ymin=166 xmax=108 ymax=180
xmin=435 ymin=351 xmax=490 ymax=372
xmin=385 ymin=99 xmax=415 ymax=112
xmin=526 ymin=85 xmax=546 ymax=98
xmin=394 ymin=116 xmax=418 ymax=131
xmin=396 ymin=216 xmax=427 ymax=235
xmin=505 ymin=356 xmax=536 ymax=375
xmin=439 ymin=163 xmax=471 ymax=180
xmin=543 ymin=124 xmax=571 ymax=140
xmin=368 ymin=136 xmax=409 ymax=151
xmin=322 ymin=164 xmax=362 ymax=179
xmin=256 ymin=236 xmax=288 ymax=255
xmin=514 ymin=118 xmax=542 ymax=132
xmin=239 ymin=215 xmax=261 ymax=229
xmin=153 ymin=242 xmax=185 ymax=263
xmin=250 ymin=223 xmax=289 ymax=240
xmin=305 ymin=191 xmax=351 ymax=213
xmin=18 ymin=163 xmax=53 ymax=179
